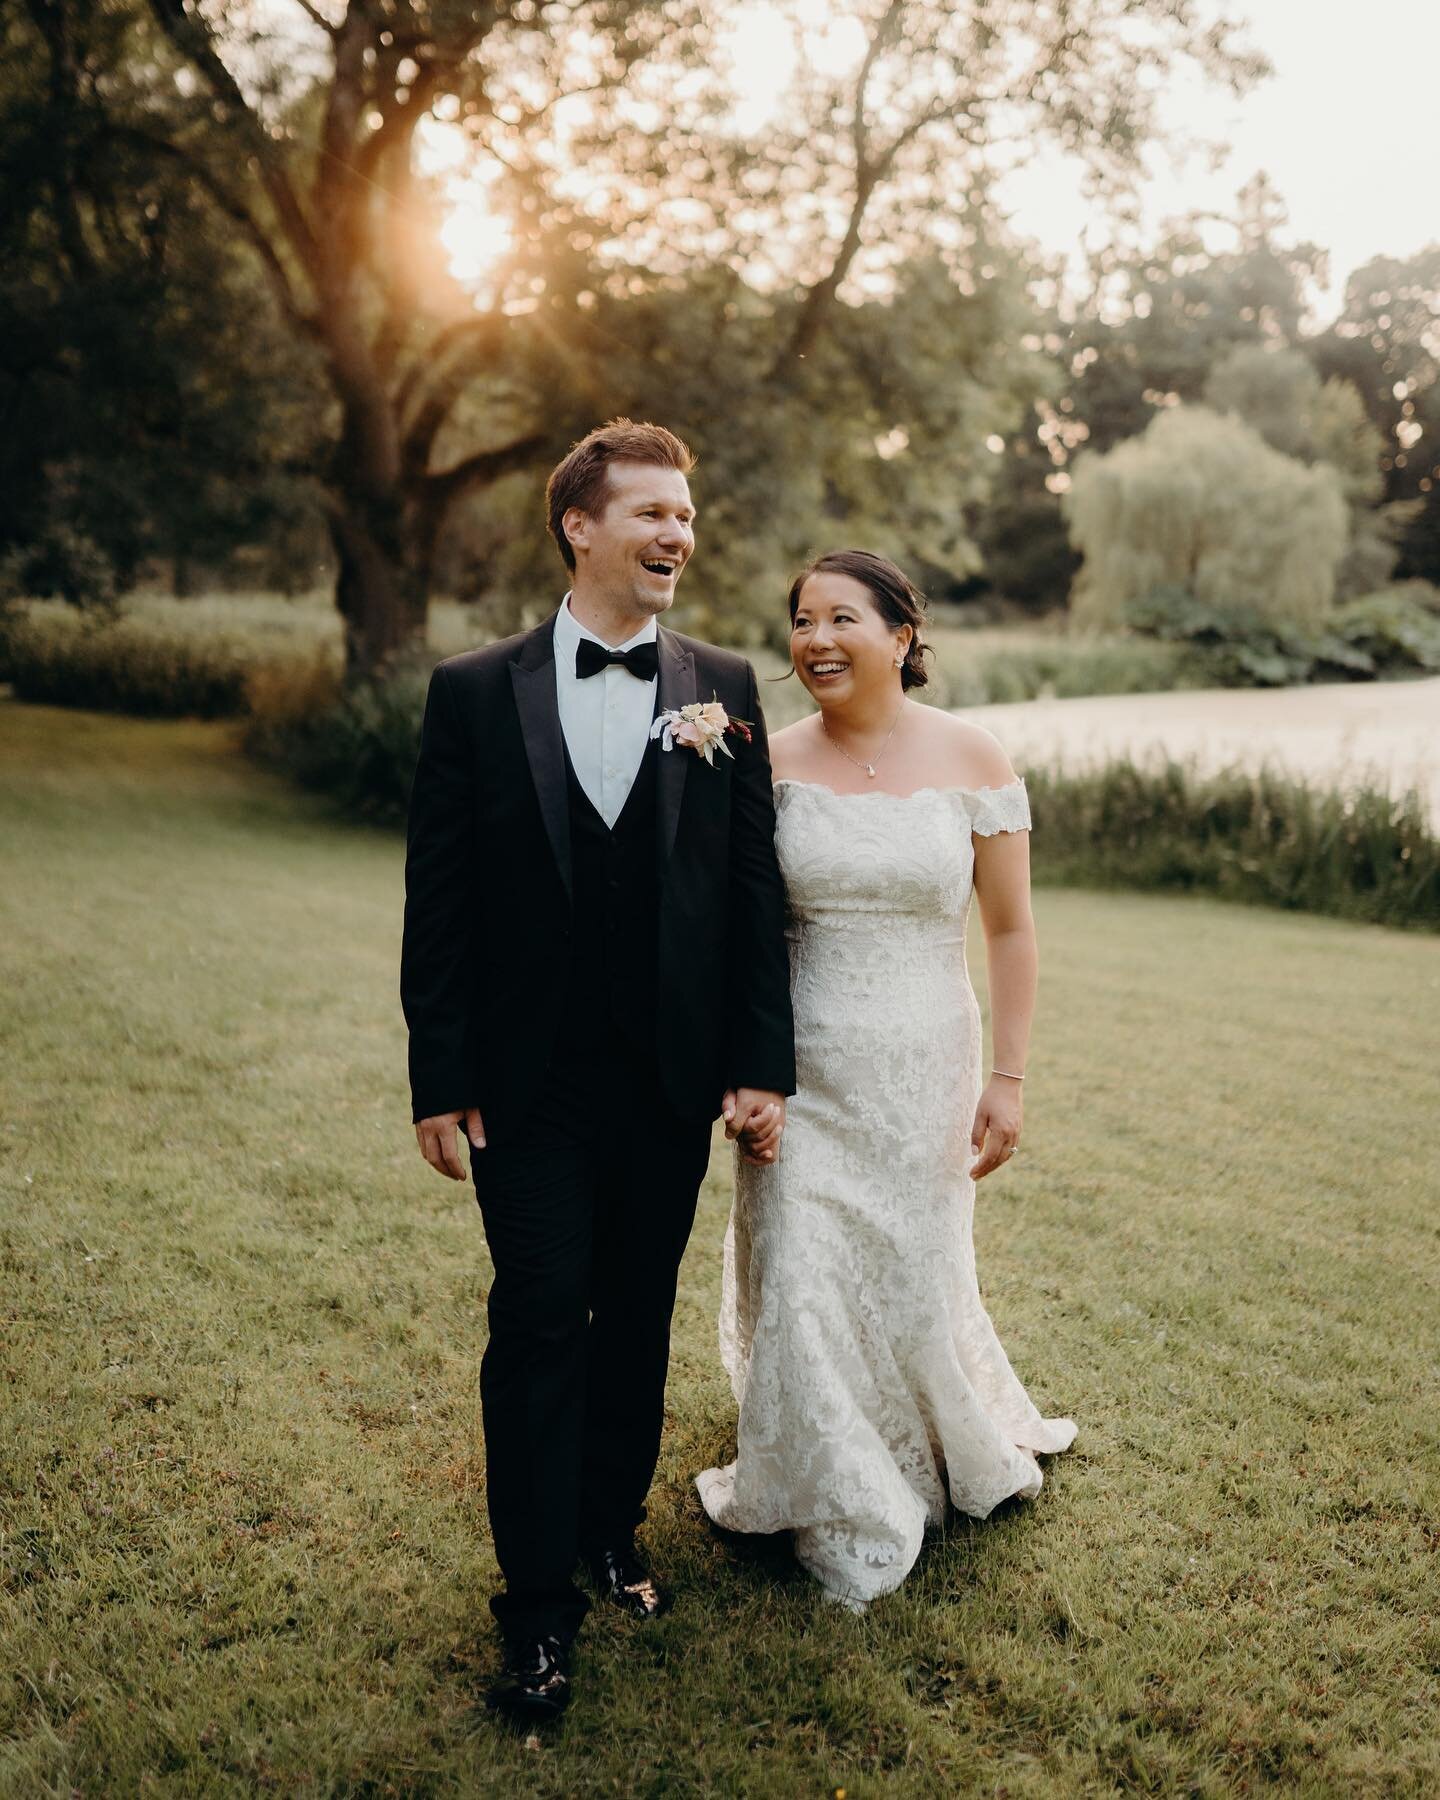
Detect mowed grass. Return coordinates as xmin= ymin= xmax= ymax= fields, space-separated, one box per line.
xmin=2 ymin=699 xmax=1438 ymax=1798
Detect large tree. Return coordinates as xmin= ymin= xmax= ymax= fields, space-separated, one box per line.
xmin=1308 ymin=248 xmax=1440 ymax=586
xmin=975 ymin=179 xmax=1331 ymax=610
xmin=16 ymin=0 xmax=1264 ymax=671
xmin=0 ymin=4 xmax=327 ymax=605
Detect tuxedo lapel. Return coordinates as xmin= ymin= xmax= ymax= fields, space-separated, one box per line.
xmin=656 ymin=626 xmax=696 ymax=868
xmin=509 ymin=616 xmax=572 ymax=904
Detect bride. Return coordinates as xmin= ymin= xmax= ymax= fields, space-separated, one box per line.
xmin=697 ymin=549 xmax=1077 ymax=1610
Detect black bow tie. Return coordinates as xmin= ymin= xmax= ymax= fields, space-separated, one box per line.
xmin=575 ymin=637 xmax=659 ymax=682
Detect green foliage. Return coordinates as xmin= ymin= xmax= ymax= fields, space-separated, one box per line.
xmin=0 ymin=523 xmax=120 ymax=611
xmin=932 ymin=632 xmax=1206 ymax=707
xmin=1332 ymin=582 xmax=1440 ymax=669
xmin=1312 ymin=376 xmax=1387 ymax=506
xmin=1127 ymin=582 xmax=1440 ymax=685
xmin=239 ymin=623 xmax=1210 ymax=826
xmin=1202 ymin=346 xmax=1385 ymax=507
xmin=1202 ymin=343 xmax=1323 ymax=463
xmin=1396 ymin=484 xmax=1440 ymax=586
xmin=1066 ymin=406 xmax=1349 ymax=630
xmin=0 ymin=5 xmax=330 ymax=607
xmin=1028 ymin=758 xmax=1440 ymax=930
xmin=243 ymin=657 xmax=429 ymax=826
xmin=1310 ymin=248 xmax=1440 ymax=523
xmin=1333 ymin=502 xmax=1407 ymax=601
xmin=0 ymin=610 xmax=254 ymax=718
xmin=968 ymin=450 xmax=1079 ymax=612
xmin=7 ymin=0 xmax=1268 ymax=670
xmin=447 ymin=253 xmax=1055 ymax=648
xmin=1062 ymin=178 xmax=1325 ymax=458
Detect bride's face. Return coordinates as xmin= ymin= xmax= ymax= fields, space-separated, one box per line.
xmin=790 ymin=572 xmax=911 ymax=706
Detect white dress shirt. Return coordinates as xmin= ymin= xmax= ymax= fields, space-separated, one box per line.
xmin=552 ymin=594 xmax=660 ymax=828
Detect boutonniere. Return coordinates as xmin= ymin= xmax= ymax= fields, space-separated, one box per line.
xmin=650 ymin=696 xmax=753 ymax=765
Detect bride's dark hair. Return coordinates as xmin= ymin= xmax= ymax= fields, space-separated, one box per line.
xmin=786 ymin=549 xmax=933 ymax=691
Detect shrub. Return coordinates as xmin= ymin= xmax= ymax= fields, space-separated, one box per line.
xmin=1126 ymin=583 xmax=1440 ymax=686
xmin=243 ymin=654 xmax=429 ymax=825
xmin=0 ymin=610 xmax=254 ymax=718
xmin=1065 ymin=406 xmax=1349 ymax=630
xmin=0 ymin=525 xmax=120 ymax=610
xmin=1027 ymin=758 xmax=1439 ymax=932
xmin=1331 ymin=584 xmax=1440 ymax=672
xmin=937 ymin=636 xmax=1207 ymax=706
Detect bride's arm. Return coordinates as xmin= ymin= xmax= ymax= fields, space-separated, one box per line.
xmin=974 ymin=828 xmax=1037 ymax=1075
xmin=970 ymin=827 xmax=1037 ymax=1179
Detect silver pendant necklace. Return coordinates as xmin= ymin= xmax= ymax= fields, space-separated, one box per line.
xmin=822 ymin=698 xmax=907 ymax=779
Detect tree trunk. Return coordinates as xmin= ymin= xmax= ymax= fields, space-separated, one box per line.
xmin=324 ymin=323 xmax=431 ymax=678
xmin=328 ymin=499 xmax=431 ymax=678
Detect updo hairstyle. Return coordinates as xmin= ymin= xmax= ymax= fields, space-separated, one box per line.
xmin=786 ymin=549 xmax=933 ymax=691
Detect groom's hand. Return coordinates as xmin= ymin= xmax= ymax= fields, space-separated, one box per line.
xmin=415 ymin=1107 xmax=486 ymax=1181
xmin=723 ymin=1088 xmax=786 ymax=1166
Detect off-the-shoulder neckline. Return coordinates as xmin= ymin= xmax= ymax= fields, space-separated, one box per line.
xmin=772 ymin=776 xmax=1026 ymax=802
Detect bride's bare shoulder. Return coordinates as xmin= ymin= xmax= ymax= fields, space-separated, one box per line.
xmin=767 ymin=713 xmax=824 ymax=782
xmin=912 ymin=705 xmax=1017 ymax=788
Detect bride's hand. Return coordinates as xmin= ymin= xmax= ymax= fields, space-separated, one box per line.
xmin=969 ymin=1079 xmax=1022 ymax=1182
xmin=723 ymin=1088 xmax=786 ymax=1165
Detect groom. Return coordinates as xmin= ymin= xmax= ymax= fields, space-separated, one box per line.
xmin=401 ymin=419 xmax=795 ymax=1723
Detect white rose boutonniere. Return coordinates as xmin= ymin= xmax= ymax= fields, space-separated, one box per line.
xmin=650 ymin=695 xmax=754 ymax=766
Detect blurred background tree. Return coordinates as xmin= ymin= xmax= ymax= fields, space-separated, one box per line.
xmin=0 ymin=3 xmax=330 ymax=609
xmin=3 ymin=0 xmax=1265 ymax=672
xmin=1064 ymin=405 xmax=1349 ymax=629
xmin=1308 ymin=249 xmax=1440 ymax=589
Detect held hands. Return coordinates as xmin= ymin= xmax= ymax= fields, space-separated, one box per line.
xmin=416 ymin=1090 xmax=788 ymax=1179
xmin=722 ymin=1088 xmax=787 ymax=1166
xmin=969 ymin=1076 xmax=1022 ymax=1182
xmin=415 ymin=1107 xmax=486 ymax=1181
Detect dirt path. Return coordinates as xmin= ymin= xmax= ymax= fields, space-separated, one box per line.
xmin=961 ymin=677 xmax=1440 ymax=827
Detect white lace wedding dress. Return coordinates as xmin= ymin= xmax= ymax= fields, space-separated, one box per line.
xmin=696 ymin=777 xmax=1077 ymax=1609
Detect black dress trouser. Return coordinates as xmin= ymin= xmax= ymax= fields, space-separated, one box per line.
xmin=471 ymin=1044 xmax=712 ymax=1645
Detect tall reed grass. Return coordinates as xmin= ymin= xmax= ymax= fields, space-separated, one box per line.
xmin=1028 ymin=758 xmax=1439 ymax=931
xmin=0 ymin=611 xmax=261 ymax=719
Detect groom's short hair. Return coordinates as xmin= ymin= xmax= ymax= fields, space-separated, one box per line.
xmin=546 ymin=419 xmax=696 ymax=570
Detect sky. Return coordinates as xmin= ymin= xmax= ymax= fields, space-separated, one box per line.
xmin=717 ymin=0 xmax=1437 ymax=321
xmin=983 ymin=0 xmax=1439 ymax=319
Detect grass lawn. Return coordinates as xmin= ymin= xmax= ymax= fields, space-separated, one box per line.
xmin=2 ymin=699 xmax=1437 ymax=1797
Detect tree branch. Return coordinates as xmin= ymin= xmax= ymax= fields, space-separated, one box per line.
xmin=775 ymin=0 xmax=908 ymax=374
xmin=396 ymin=314 xmax=503 ymax=420
xmin=143 ymin=0 xmax=320 ymax=277
xmin=107 ymin=125 xmax=315 ymax=332
xmin=425 ymin=431 xmax=548 ymax=506
xmin=291 ymin=0 xmax=337 ymax=34
xmin=22 ymin=0 xmax=99 ymax=280
xmin=401 ymin=315 xmax=512 ymax=478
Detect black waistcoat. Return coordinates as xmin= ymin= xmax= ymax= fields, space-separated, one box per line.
xmin=558 ymin=738 xmax=661 ymax=1073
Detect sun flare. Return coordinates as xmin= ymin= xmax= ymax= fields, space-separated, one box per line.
xmin=417 ymin=119 xmax=514 ymax=287
xmin=438 ymin=204 xmax=514 ymax=286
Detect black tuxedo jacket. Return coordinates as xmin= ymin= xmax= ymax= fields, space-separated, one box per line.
xmin=400 ymin=613 xmax=796 ymax=1140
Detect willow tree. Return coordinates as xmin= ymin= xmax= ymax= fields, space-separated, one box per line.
xmin=23 ymin=0 xmax=1265 ymax=673
xmin=1065 ymin=406 xmax=1349 ymax=629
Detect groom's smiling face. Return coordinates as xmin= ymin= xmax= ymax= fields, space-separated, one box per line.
xmin=565 ymin=461 xmax=696 ymax=618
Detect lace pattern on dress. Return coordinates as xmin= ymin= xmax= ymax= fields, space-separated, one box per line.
xmin=696 ymin=776 xmax=1075 ymax=1610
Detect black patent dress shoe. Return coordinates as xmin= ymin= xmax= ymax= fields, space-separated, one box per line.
xmin=586 ymin=1544 xmax=670 ymax=1619
xmin=485 ymin=1634 xmax=571 ymax=1725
